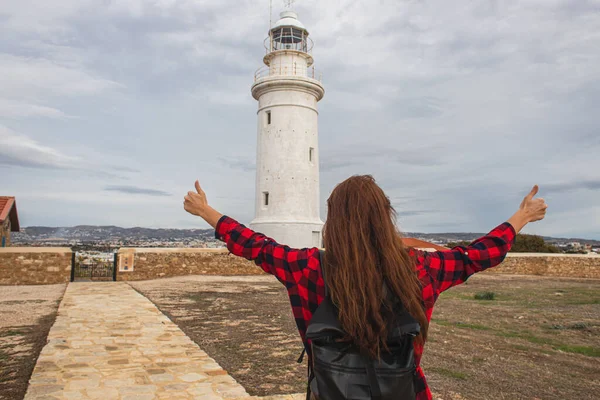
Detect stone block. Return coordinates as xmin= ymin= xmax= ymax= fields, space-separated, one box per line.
xmin=0 ymin=248 xmax=73 ymax=285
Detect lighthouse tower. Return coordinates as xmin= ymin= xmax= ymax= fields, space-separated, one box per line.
xmin=250 ymin=4 xmax=325 ymax=248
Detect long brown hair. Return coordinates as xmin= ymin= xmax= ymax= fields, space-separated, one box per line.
xmin=322 ymin=175 xmax=428 ymax=358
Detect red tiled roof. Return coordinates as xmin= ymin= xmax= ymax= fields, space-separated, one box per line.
xmin=0 ymin=197 xmax=12 ymax=221
xmin=0 ymin=197 xmax=20 ymax=231
xmin=402 ymin=237 xmax=448 ymax=251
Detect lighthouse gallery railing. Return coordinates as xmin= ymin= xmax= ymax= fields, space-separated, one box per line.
xmin=254 ymin=63 xmax=323 ymax=83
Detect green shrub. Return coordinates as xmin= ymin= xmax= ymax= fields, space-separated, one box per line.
xmin=474 ymin=291 xmax=496 ymax=300
xmin=550 ymin=322 xmax=589 ymax=331
xmin=510 ymin=234 xmax=561 ymax=253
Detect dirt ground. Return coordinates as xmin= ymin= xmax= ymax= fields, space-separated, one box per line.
xmin=0 ymin=284 xmax=66 ymax=400
xmin=131 ymin=274 xmax=599 ymax=400
xmin=130 ymin=276 xmax=304 ymax=395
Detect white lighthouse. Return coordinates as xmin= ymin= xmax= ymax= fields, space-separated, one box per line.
xmin=249 ymin=3 xmax=325 ymax=248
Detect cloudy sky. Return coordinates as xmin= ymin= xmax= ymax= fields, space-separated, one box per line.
xmin=1 ymin=0 xmax=599 ymax=239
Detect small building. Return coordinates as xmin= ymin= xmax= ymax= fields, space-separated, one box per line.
xmin=0 ymin=197 xmax=20 ymax=247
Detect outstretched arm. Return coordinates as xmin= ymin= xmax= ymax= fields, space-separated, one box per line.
xmin=421 ymin=185 xmax=548 ymax=297
xmin=183 ymin=180 xmax=320 ymax=286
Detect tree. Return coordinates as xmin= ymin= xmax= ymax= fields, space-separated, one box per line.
xmin=447 ymin=235 xmax=561 ymax=253
xmin=446 ymin=241 xmax=471 ymax=248
xmin=510 ymin=233 xmax=561 ymax=253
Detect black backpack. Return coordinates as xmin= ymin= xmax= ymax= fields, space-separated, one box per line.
xmin=303 ymin=251 xmax=420 ymax=400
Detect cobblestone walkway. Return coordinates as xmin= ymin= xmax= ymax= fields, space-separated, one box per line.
xmin=24 ymin=282 xmax=275 ymax=400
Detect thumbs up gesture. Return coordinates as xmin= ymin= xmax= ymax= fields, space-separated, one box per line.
xmin=184 ymin=180 xmax=209 ymax=217
xmin=519 ymin=185 xmax=548 ymax=223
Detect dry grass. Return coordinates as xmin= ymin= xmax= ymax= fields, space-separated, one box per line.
xmin=131 ymin=274 xmax=600 ymax=400
xmin=0 ymin=284 xmax=66 ymax=400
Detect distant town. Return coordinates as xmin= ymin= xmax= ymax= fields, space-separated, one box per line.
xmin=12 ymin=226 xmax=221 ymax=265
xmin=12 ymin=225 xmax=600 ymax=254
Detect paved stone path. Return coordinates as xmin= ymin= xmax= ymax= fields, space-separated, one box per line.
xmin=25 ymin=282 xmax=302 ymax=400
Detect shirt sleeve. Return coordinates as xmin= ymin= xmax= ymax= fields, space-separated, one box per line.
xmin=214 ymin=215 xmax=321 ymax=288
xmin=417 ymin=222 xmax=516 ymax=297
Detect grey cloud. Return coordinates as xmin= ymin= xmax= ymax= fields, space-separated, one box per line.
xmin=325 ymin=87 xmax=447 ymax=119
xmin=0 ymin=125 xmax=133 ymax=180
xmin=392 ymin=149 xmax=446 ymax=167
xmin=31 ymin=2 xmax=264 ymax=98
xmin=321 ymin=158 xmax=358 ymax=172
xmin=390 ymin=97 xmax=445 ymax=120
xmin=219 ymin=157 xmax=255 ymax=172
xmin=395 ymin=210 xmax=439 ymax=217
xmin=111 ymin=165 xmax=141 ymax=173
xmin=0 ymin=99 xmax=70 ymax=119
xmin=321 ymin=145 xmax=446 ymax=172
xmin=0 ymin=125 xmax=78 ymax=169
xmin=0 ymin=145 xmax=130 ymax=182
xmin=0 ymin=54 xmax=123 ymax=99
xmin=561 ymin=0 xmax=600 ymax=16
xmin=544 ymin=180 xmax=600 ymax=194
xmin=215 ymin=195 xmax=253 ymax=201
xmin=104 ymin=186 xmax=171 ymax=197
xmin=0 ymin=153 xmax=68 ymax=169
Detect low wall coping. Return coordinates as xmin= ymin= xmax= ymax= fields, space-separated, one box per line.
xmin=0 ymin=247 xmax=72 ymax=253
xmin=118 ymin=248 xmax=229 ymax=254
xmin=118 ymin=248 xmax=600 ymax=258
xmin=506 ymin=253 xmax=600 ymax=258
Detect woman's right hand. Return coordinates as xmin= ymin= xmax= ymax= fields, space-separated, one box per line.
xmin=184 ymin=180 xmax=209 ymax=217
xmin=183 ymin=180 xmax=223 ymax=228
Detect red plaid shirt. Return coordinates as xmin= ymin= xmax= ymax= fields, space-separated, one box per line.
xmin=215 ymin=216 xmax=516 ymax=399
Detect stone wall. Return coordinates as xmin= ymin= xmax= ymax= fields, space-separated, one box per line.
xmin=0 ymin=248 xmax=73 ymax=285
xmin=117 ymin=248 xmax=600 ymax=281
xmin=116 ymin=248 xmax=264 ymax=281
xmin=484 ymin=253 xmax=600 ymax=279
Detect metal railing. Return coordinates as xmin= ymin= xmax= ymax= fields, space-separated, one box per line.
xmin=263 ymin=35 xmax=314 ymax=54
xmin=73 ymin=259 xmax=115 ymax=281
xmin=254 ymin=63 xmax=323 ymax=83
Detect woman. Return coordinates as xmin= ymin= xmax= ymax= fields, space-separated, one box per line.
xmin=183 ymin=175 xmax=547 ymax=400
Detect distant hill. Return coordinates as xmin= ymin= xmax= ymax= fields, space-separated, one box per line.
xmin=406 ymin=232 xmax=600 ymax=246
xmin=13 ymin=226 xmax=215 ymax=242
xmin=12 ymin=225 xmax=600 ymax=246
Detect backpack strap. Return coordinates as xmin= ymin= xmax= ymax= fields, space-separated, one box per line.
xmin=361 ymin=351 xmax=383 ymax=400
xmin=303 ymin=249 xmax=326 ymax=400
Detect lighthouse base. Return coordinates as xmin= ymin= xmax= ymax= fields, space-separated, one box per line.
xmin=249 ymin=220 xmax=324 ymax=249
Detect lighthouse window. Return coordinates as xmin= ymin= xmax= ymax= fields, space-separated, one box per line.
xmin=266 ymin=111 xmax=272 ymax=125
xmin=309 ymin=147 xmax=314 ymax=162
xmin=263 ymin=192 xmax=269 ymax=206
